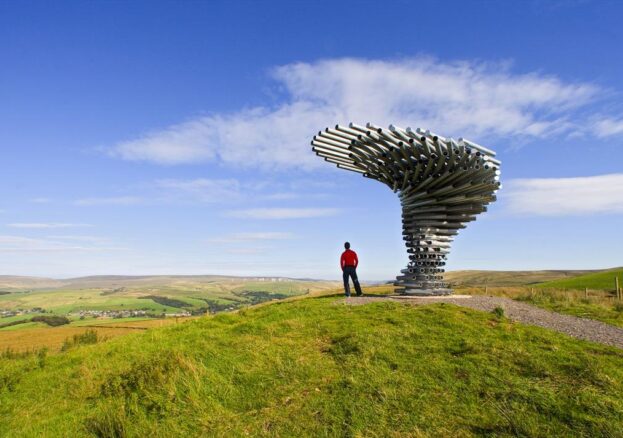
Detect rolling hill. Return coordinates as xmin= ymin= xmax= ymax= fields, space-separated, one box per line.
xmin=443 ymin=269 xmax=604 ymax=287
xmin=535 ymin=267 xmax=623 ymax=291
xmin=0 ymin=276 xmax=341 ymax=334
xmin=0 ymin=275 xmax=337 ymax=291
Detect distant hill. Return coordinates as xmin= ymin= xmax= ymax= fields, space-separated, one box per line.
xmin=444 ymin=269 xmax=604 ymax=287
xmin=535 ymin=267 xmax=623 ymax=291
xmin=0 ymin=275 xmax=332 ymax=291
xmin=3 ymin=268 xmax=620 ymax=291
xmin=0 ymin=276 xmax=66 ymax=290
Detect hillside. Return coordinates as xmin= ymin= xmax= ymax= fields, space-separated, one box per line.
xmin=535 ymin=268 xmax=623 ymax=291
xmin=444 ymin=269 xmax=602 ymax=287
xmin=0 ymin=276 xmax=66 ymax=290
xmin=0 ymin=275 xmax=334 ymax=291
xmin=1 ymin=294 xmax=622 ymax=436
xmin=0 ymin=276 xmax=340 ymax=319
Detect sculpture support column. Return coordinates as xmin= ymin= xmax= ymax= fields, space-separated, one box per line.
xmin=395 ymin=200 xmax=453 ymax=295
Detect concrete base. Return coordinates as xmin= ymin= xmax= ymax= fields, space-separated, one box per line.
xmin=394 ymin=287 xmax=453 ymax=296
xmin=389 ymin=294 xmax=472 ymax=300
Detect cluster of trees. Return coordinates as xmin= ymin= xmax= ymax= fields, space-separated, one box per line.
xmin=31 ymin=315 xmax=70 ymax=327
xmin=138 ymin=295 xmax=192 ymax=308
xmin=0 ymin=315 xmax=70 ymax=329
xmin=235 ymin=291 xmax=290 ymax=305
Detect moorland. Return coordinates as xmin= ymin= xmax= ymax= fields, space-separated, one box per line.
xmin=2 ymin=273 xmax=623 ymax=436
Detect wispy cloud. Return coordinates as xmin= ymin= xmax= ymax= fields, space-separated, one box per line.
xmin=109 ymin=57 xmax=599 ymax=169
xmin=74 ymin=196 xmax=142 ymax=206
xmin=505 ymin=173 xmax=623 ymax=216
xmin=154 ymin=178 xmax=242 ymax=203
xmin=592 ymin=117 xmax=623 ymax=137
xmin=31 ymin=198 xmax=52 ymax=204
xmin=225 ymin=247 xmax=267 ymax=255
xmin=70 ymin=178 xmax=327 ymax=208
xmin=46 ymin=235 xmax=108 ymax=243
xmin=0 ymin=235 xmax=127 ymax=252
xmin=225 ymin=208 xmax=340 ymax=219
xmin=7 ymin=223 xmax=93 ymax=229
xmin=208 ymin=231 xmax=294 ymax=243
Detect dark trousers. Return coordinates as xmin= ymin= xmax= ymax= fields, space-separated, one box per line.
xmin=343 ymin=266 xmax=362 ymax=297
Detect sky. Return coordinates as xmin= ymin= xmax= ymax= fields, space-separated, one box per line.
xmin=1 ymin=0 xmax=623 ymax=280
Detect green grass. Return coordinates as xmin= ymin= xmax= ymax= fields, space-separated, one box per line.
xmin=0 ymin=314 xmax=33 ymax=324
xmin=68 ymin=317 xmax=157 ymax=327
xmin=0 ymin=321 xmax=47 ymax=331
xmin=1 ymin=295 xmax=622 ymax=436
xmin=445 ymin=269 xmax=602 ymax=287
xmin=536 ymin=268 xmax=623 ymax=291
xmin=517 ymin=292 xmax=623 ymax=327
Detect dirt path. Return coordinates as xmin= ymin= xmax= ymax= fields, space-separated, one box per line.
xmin=344 ymin=295 xmax=623 ymax=349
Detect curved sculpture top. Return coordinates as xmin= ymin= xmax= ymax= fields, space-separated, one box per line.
xmin=311 ymin=122 xmax=501 ymax=295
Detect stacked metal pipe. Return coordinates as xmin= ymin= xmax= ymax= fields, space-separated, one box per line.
xmin=311 ymin=122 xmax=501 ymax=295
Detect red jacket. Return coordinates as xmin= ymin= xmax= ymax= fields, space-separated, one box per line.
xmin=340 ymin=249 xmax=358 ymax=270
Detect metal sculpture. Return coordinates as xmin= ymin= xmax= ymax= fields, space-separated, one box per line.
xmin=311 ymin=122 xmax=501 ymax=295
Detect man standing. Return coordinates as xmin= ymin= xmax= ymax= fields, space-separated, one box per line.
xmin=341 ymin=242 xmax=363 ymax=297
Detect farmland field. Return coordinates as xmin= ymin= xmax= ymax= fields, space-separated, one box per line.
xmin=0 ymin=275 xmax=340 ymax=316
xmin=0 ymin=275 xmax=341 ymax=351
xmin=0 ymin=317 xmax=193 ymax=353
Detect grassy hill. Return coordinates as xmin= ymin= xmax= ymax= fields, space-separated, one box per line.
xmin=535 ymin=268 xmax=623 ymax=291
xmin=444 ymin=269 xmax=602 ymax=287
xmin=0 ymin=276 xmax=65 ymax=290
xmin=1 ymin=294 xmax=622 ymax=436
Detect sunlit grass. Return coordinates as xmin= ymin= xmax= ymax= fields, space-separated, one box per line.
xmin=1 ymin=295 xmax=622 ymax=436
xmin=460 ymin=286 xmax=623 ymax=327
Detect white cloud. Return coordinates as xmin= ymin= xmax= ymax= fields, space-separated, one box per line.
xmin=46 ymin=235 xmax=108 ymax=243
xmin=261 ymin=192 xmax=299 ymax=201
xmin=208 ymin=231 xmax=294 ymax=243
xmin=109 ymin=58 xmax=599 ymax=169
xmin=225 ymin=208 xmax=340 ymax=219
xmin=592 ymin=117 xmax=623 ymax=137
xmin=74 ymin=196 xmax=142 ymax=206
xmin=69 ymin=178 xmax=323 ymax=207
xmin=225 ymin=247 xmax=267 ymax=255
xmin=154 ymin=178 xmax=242 ymax=202
xmin=0 ymin=235 xmax=126 ymax=252
xmin=7 ymin=223 xmax=93 ymax=229
xmin=505 ymin=173 xmax=623 ymax=216
xmin=31 ymin=198 xmax=52 ymax=204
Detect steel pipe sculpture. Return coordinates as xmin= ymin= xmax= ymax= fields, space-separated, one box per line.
xmin=311 ymin=122 xmax=501 ymax=295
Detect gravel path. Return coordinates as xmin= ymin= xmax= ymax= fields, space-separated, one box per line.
xmin=343 ymin=295 xmax=623 ymax=349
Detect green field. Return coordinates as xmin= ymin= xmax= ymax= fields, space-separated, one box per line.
xmin=535 ymin=268 xmax=623 ymax=291
xmin=444 ymin=269 xmax=604 ymax=287
xmin=0 ymin=276 xmax=340 ymax=333
xmin=1 ymin=294 xmax=622 ymax=436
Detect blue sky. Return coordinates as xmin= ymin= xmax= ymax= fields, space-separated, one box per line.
xmin=1 ymin=0 xmax=622 ymax=280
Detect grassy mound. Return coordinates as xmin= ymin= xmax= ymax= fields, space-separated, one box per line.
xmin=1 ymin=295 xmax=623 ymax=436
xmin=536 ymin=268 xmax=623 ymax=291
